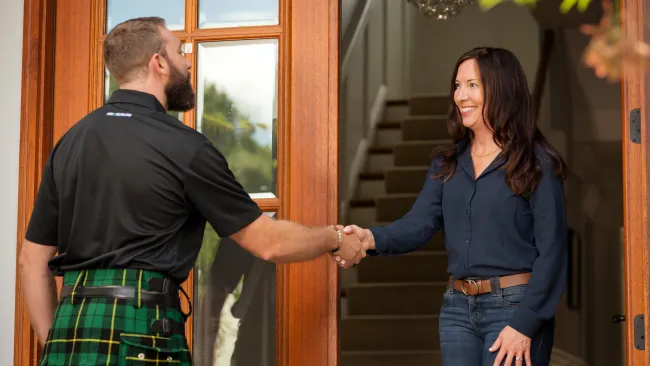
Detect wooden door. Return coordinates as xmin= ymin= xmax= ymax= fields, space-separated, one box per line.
xmin=622 ymin=0 xmax=650 ymax=363
xmin=13 ymin=0 xmax=339 ymax=365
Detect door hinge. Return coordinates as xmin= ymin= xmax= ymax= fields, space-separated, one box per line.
xmin=635 ymin=314 xmax=645 ymax=350
xmin=630 ymin=108 xmax=641 ymax=144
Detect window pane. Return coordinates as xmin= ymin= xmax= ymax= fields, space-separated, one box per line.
xmin=106 ymin=0 xmax=185 ymax=33
xmin=104 ymin=69 xmax=183 ymax=120
xmin=193 ymin=212 xmax=276 ymax=366
xmin=196 ymin=40 xmax=278 ymax=197
xmin=198 ymin=0 xmax=278 ymax=29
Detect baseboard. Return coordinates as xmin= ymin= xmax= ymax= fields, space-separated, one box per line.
xmin=340 ymin=84 xmax=387 ymax=224
xmin=550 ymin=348 xmax=587 ymax=366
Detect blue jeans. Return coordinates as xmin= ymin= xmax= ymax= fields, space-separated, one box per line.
xmin=439 ymin=277 xmax=555 ymax=366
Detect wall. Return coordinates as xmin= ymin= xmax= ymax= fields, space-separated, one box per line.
xmin=340 ymin=0 xmax=388 ymax=221
xmin=544 ymin=28 xmax=624 ymax=366
xmin=0 ymin=0 xmax=22 ymax=361
xmin=408 ymin=2 xmax=539 ymax=96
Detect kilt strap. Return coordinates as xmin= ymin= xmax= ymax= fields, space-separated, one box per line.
xmin=59 ymin=284 xmax=182 ymax=309
xmin=150 ymin=318 xmax=186 ymax=336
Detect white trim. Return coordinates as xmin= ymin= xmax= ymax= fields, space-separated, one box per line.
xmin=341 ymin=85 xmax=387 ymax=224
xmin=342 ymin=0 xmax=376 ymax=76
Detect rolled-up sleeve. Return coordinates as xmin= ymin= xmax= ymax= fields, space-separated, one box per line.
xmin=507 ymin=166 xmax=568 ymax=338
xmin=367 ymin=159 xmax=444 ymax=255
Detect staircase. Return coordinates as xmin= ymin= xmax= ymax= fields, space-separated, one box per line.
xmin=341 ymin=95 xmax=451 ymax=366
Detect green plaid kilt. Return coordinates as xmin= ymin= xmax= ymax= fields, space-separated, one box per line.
xmin=38 ymin=269 xmax=192 ymax=366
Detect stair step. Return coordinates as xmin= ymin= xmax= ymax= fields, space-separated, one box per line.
xmin=341 ymin=351 xmax=442 ymax=366
xmin=385 ymin=167 xmax=430 ymax=194
xmin=359 ymin=171 xmax=385 ymax=180
xmin=347 ymin=282 xmax=447 ymax=315
xmin=358 ymin=252 xmax=448 ymax=283
xmin=384 ymin=102 xmax=410 ymax=121
xmin=394 ymin=140 xmax=450 ymax=167
xmin=409 ymin=95 xmax=449 ymax=116
xmin=376 ymin=193 xmax=417 ymax=222
xmin=341 ymin=315 xmax=440 ymax=351
xmin=366 ymin=152 xmax=393 ymax=171
xmin=356 ymin=179 xmax=386 ymax=199
xmin=347 ymin=206 xmax=377 ymax=228
xmin=402 ymin=116 xmax=450 ymax=141
xmin=375 ymin=126 xmax=403 ymax=146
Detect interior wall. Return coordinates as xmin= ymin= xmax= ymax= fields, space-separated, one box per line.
xmin=408 ymin=2 xmax=539 ymax=96
xmin=0 ymin=0 xmax=23 ymax=362
xmin=547 ymin=27 xmax=624 ymax=366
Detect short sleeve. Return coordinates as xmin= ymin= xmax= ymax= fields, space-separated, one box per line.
xmin=25 ymin=154 xmax=59 ymax=246
xmin=185 ymin=141 xmax=263 ymax=238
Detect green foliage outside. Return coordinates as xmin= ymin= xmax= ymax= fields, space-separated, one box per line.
xmin=477 ymin=0 xmax=593 ymax=13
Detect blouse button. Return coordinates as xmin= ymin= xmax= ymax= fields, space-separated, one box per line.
xmin=138 ymin=353 xmax=145 ymax=360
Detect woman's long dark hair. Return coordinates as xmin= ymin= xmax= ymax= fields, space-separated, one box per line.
xmin=432 ymin=47 xmax=567 ymax=196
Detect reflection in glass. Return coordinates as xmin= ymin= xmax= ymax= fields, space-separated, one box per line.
xmin=194 ymin=213 xmax=276 ymax=366
xmin=198 ymin=0 xmax=278 ymax=29
xmin=104 ymin=69 xmax=182 ymax=121
xmin=105 ymin=0 xmax=185 ymax=33
xmin=196 ymin=40 xmax=278 ymax=197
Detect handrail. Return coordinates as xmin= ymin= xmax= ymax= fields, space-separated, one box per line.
xmin=341 ymin=0 xmax=374 ymax=76
xmin=533 ymin=29 xmax=555 ymax=122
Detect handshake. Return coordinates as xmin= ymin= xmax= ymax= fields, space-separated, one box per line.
xmin=331 ymin=225 xmax=375 ymax=269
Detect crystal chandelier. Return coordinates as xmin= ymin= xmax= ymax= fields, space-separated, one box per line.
xmin=407 ymin=0 xmax=475 ymax=20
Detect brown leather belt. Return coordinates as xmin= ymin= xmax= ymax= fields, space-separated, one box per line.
xmin=452 ymin=273 xmax=531 ymax=296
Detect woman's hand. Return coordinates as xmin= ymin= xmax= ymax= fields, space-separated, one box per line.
xmin=489 ymin=325 xmax=532 ymax=366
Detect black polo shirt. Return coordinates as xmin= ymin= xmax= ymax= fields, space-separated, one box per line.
xmin=25 ymin=89 xmax=263 ymax=283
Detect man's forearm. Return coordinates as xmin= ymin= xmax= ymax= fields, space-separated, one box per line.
xmin=263 ymin=220 xmax=338 ymax=263
xmin=21 ymin=265 xmax=57 ymax=345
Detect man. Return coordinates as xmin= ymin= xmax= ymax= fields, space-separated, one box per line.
xmin=19 ymin=17 xmax=364 ymax=365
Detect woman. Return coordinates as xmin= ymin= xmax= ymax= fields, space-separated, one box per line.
xmin=337 ymin=47 xmax=567 ymax=366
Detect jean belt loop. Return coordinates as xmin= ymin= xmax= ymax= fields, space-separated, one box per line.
xmin=447 ymin=276 xmax=454 ymax=294
xmin=490 ymin=276 xmax=500 ymax=296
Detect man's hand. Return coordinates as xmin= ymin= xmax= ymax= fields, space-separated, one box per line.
xmin=489 ymin=325 xmax=532 ymax=366
xmin=332 ymin=226 xmax=364 ymax=269
xmin=332 ymin=225 xmax=375 ymax=268
xmin=19 ymin=240 xmax=58 ymax=345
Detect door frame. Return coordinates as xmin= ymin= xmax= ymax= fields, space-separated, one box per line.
xmin=13 ymin=0 xmax=339 ymax=365
xmin=621 ymin=0 xmax=650 ymax=363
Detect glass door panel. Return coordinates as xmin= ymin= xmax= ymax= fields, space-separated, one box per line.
xmin=194 ymin=212 xmax=276 ymax=366
xmin=197 ymin=0 xmax=279 ymax=29
xmin=195 ymin=40 xmax=279 ymax=198
xmin=105 ymin=0 xmax=186 ymax=32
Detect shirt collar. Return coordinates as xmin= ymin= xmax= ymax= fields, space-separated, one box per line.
xmin=106 ymin=89 xmax=167 ymax=113
xmin=456 ymin=138 xmax=506 ymax=180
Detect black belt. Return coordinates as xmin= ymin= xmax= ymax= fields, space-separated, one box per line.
xmin=60 ymin=285 xmax=183 ymax=309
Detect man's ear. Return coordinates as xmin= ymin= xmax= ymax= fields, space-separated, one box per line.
xmin=151 ymin=53 xmax=169 ymax=76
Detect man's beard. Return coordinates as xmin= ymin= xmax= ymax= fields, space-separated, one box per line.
xmin=165 ymin=63 xmax=195 ymax=112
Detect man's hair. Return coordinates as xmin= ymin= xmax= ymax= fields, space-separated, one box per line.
xmin=104 ymin=17 xmax=166 ymax=85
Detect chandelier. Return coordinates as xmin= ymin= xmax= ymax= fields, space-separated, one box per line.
xmin=407 ymin=0 xmax=475 ymax=20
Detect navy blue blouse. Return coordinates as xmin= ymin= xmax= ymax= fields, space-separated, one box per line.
xmin=368 ymin=139 xmax=568 ymax=338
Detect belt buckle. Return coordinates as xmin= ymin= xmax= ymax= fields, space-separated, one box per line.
xmin=161 ymin=318 xmax=172 ymax=336
xmin=461 ymin=279 xmax=479 ymax=296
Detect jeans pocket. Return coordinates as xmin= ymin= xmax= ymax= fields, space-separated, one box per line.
xmin=497 ymin=284 xmax=527 ymax=309
xmin=118 ymin=334 xmax=190 ymax=366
